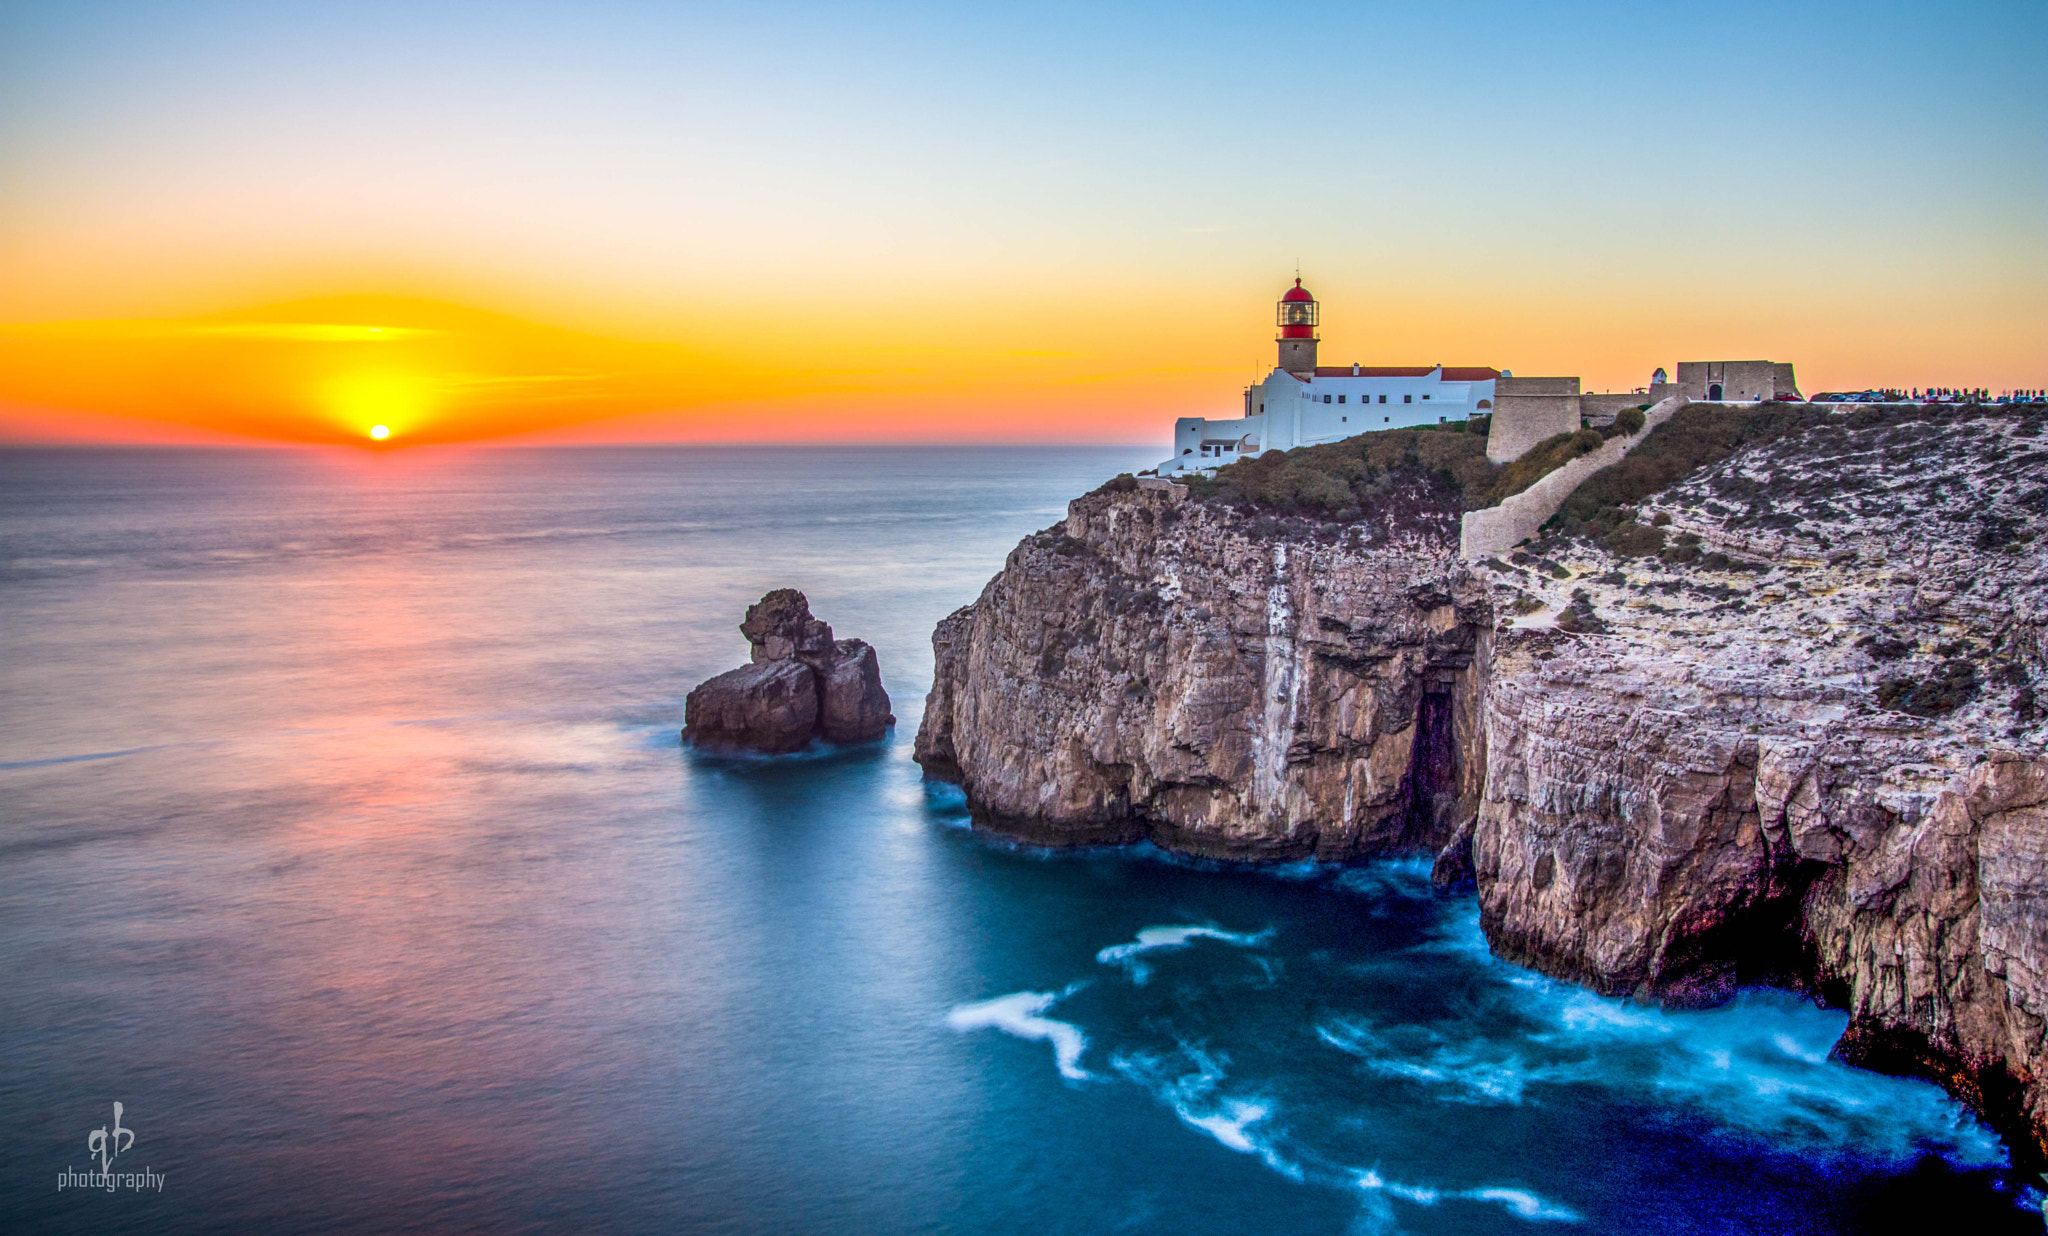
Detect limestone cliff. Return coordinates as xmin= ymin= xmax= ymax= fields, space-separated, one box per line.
xmin=916 ymin=405 xmax=2048 ymax=1161
xmin=1471 ymin=404 xmax=2048 ymax=1163
xmin=914 ymin=477 xmax=1487 ymax=858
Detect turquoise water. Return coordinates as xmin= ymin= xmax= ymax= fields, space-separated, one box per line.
xmin=0 ymin=446 xmax=2036 ymax=1233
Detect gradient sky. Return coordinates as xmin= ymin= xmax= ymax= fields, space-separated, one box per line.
xmin=2 ymin=0 xmax=2042 ymax=445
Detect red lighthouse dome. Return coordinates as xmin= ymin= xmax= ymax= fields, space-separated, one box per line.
xmin=1277 ymin=278 xmax=1317 ymax=338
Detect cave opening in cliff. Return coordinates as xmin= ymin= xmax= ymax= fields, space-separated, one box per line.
xmin=1395 ymin=684 xmax=1456 ymax=850
xmin=1656 ymin=857 xmax=1834 ymax=1006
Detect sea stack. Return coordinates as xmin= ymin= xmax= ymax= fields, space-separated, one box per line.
xmin=683 ymin=589 xmax=893 ymax=753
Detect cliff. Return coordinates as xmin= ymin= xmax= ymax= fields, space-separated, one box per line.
xmin=1471 ymin=403 xmax=2047 ymax=1163
xmin=915 ymin=404 xmax=2048 ymax=1162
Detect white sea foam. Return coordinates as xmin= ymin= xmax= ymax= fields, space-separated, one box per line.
xmin=1357 ymin=1171 xmax=1577 ymax=1223
xmin=1465 ymin=1187 xmax=1580 ymax=1222
xmin=1317 ymin=1017 xmax=1581 ymax=1105
xmin=1112 ymin=1044 xmax=1302 ymax=1180
xmin=1183 ymin=1097 xmax=1271 ymax=1154
xmin=1315 ymin=941 xmax=2006 ymax=1166
xmin=1355 ymin=1169 xmax=1441 ymax=1205
xmin=1095 ymin=924 xmax=1271 ymax=984
xmin=946 ymin=986 xmax=1092 ymax=1080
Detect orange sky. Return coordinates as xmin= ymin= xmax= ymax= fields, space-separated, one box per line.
xmin=3 ymin=3 xmax=2041 ymax=448
xmin=4 ymin=275 xmax=2042 ymax=448
xmin=0 ymin=290 xmax=1273 ymax=446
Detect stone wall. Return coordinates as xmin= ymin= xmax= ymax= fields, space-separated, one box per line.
xmin=1497 ymin=376 xmax=1581 ymax=397
xmin=1486 ymin=376 xmax=1586 ymax=462
xmin=1676 ymin=360 xmax=1800 ymax=402
xmin=1460 ymin=396 xmax=1688 ymax=558
xmin=1486 ymin=396 xmax=1581 ymax=463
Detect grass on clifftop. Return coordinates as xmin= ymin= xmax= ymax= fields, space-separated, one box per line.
xmin=1544 ymin=401 xmax=1840 ymax=555
xmin=1180 ymin=421 xmax=1622 ymax=522
xmin=1542 ymin=399 xmax=2037 ymax=559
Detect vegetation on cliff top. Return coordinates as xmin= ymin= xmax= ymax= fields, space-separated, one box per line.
xmin=1179 ymin=421 xmax=1623 ymax=522
xmin=1544 ymin=399 xmax=2039 ymax=560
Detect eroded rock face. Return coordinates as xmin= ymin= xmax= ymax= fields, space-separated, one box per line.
xmin=917 ymin=405 xmax=2048 ymax=1160
xmin=819 ymin=639 xmax=892 ymax=743
xmin=1470 ymin=406 xmax=2048 ymax=1162
xmin=741 ymin=589 xmax=835 ymax=665
xmin=913 ymin=480 xmax=1487 ymax=860
xmin=683 ymin=658 xmax=819 ymax=754
xmin=683 ymin=590 xmax=893 ymax=752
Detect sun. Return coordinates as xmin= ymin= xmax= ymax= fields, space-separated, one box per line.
xmin=326 ymin=371 xmax=431 ymax=442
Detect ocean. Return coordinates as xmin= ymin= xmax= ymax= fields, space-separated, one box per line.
xmin=1 ymin=445 xmax=2036 ymax=1234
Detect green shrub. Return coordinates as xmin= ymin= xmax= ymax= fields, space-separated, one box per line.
xmin=1554 ymin=588 xmax=1609 ymax=634
xmin=1486 ymin=429 xmax=1612 ymax=505
xmin=1615 ymin=407 xmax=1647 ymax=436
xmin=1604 ymin=521 xmax=1667 ymax=557
xmin=1183 ymin=428 xmax=1499 ymax=520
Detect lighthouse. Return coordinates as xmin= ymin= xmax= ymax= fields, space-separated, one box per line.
xmin=1153 ymin=277 xmax=1503 ymax=477
xmin=1277 ymin=278 xmax=1318 ymax=377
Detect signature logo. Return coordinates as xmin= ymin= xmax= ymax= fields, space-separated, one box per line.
xmin=87 ymin=1102 xmax=134 ymax=1173
xmin=56 ymin=1101 xmax=163 ymax=1193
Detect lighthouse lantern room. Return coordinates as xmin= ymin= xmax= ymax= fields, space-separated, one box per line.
xmin=1276 ymin=279 xmax=1319 ymax=377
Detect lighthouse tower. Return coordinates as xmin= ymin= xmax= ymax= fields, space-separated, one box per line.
xmin=1277 ymin=278 xmax=1319 ymax=377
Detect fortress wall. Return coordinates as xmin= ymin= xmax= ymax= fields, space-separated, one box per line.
xmin=1675 ymin=360 xmax=1793 ymax=402
xmin=1486 ymin=394 xmax=1581 ymax=463
xmin=1496 ymin=376 xmax=1580 ymax=397
xmin=1461 ymin=395 xmax=1688 ymax=558
xmin=1772 ymin=362 xmax=1801 ymax=399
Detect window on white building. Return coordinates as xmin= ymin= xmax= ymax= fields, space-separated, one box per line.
xmin=1323 ymin=395 xmax=1331 ymax=403
xmin=1378 ymin=395 xmax=1387 ymax=403
xmin=1404 ymin=395 xmax=1412 ymax=404
xmin=1338 ymin=395 xmax=1345 ymax=403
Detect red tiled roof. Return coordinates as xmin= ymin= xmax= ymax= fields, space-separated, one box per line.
xmin=1303 ymin=366 xmax=1502 ymax=380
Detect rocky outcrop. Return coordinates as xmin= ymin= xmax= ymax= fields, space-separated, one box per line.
xmin=1470 ymin=404 xmax=2048 ymax=1162
xmin=683 ymin=589 xmax=893 ymax=753
xmin=913 ymin=477 xmax=1487 ymax=859
xmin=917 ymin=404 xmax=2048 ymax=1161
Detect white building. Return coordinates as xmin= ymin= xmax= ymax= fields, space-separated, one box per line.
xmin=1155 ymin=279 xmax=1500 ymax=476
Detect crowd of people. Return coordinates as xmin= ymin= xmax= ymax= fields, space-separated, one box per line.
xmin=1907 ymin=387 xmax=2045 ymax=402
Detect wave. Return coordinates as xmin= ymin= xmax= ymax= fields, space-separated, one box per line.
xmin=1095 ymin=924 xmax=1272 ymax=984
xmin=952 ymin=869 xmax=2008 ymax=1233
xmin=946 ymin=986 xmax=1092 ymax=1081
xmin=1317 ymin=973 xmax=2005 ymax=1165
xmin=1317 ymin=1017 xmax=1578 ymax=1105
xmin=1111 ymin=1044 xmax=1301 ymax=1180
xmin=1355 ymin=1172 xmax=1579 ymax=1224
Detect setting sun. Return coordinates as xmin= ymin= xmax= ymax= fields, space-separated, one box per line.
xmin=369 ymin=424 xmax=390 ymax=440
